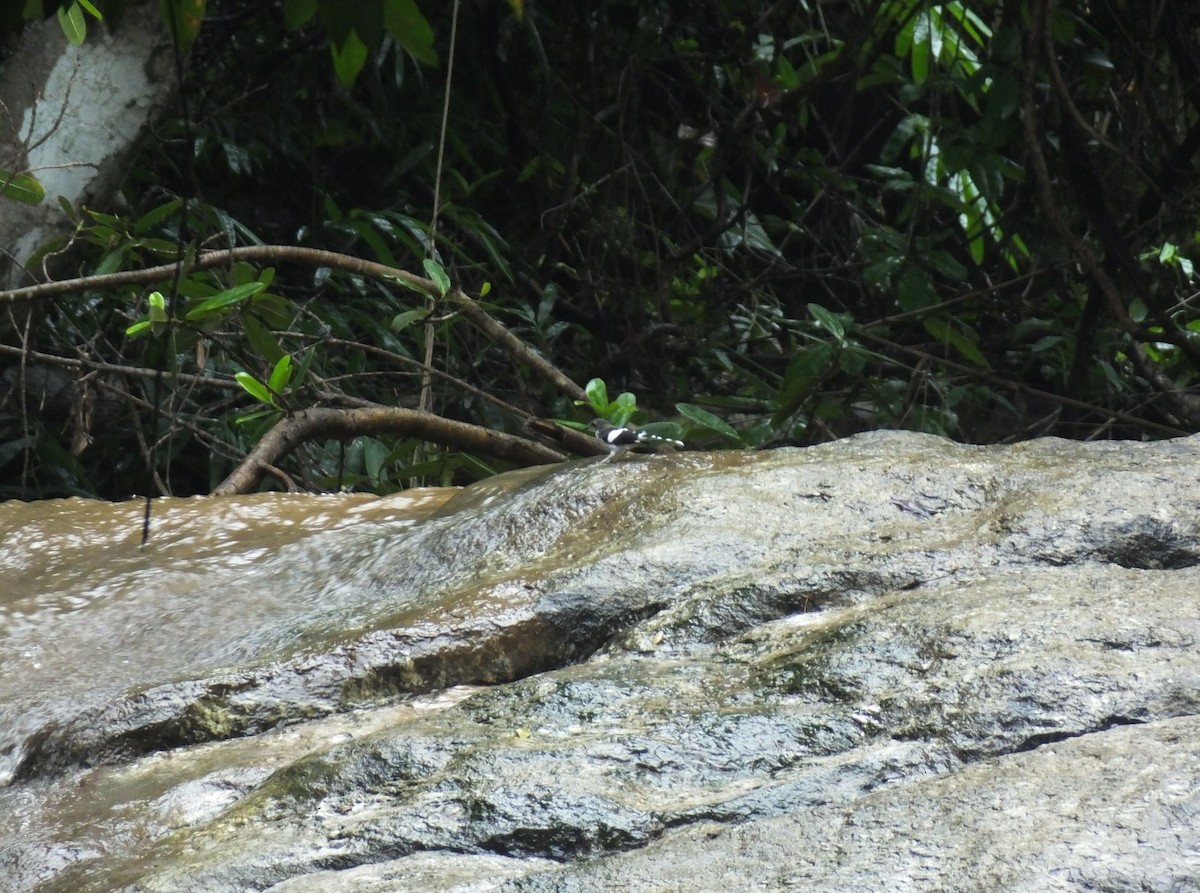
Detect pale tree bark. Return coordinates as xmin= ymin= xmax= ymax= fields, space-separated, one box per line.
xmin=0 ymin=3 xmax=176 ymax=482
xmin=0 ymin=2 xmax=175 ymax=290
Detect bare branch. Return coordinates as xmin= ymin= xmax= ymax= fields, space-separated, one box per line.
xmin=212 ymin=406 xmax=569 ymax=496
xmin=0 ymin=244 xmax=588 ymax=403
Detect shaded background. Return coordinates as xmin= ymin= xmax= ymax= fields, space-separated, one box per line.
xmin=3 ymin=0 xmax=1200 ymax=499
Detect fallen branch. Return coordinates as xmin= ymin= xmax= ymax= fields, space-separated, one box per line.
xmin=213 ymin=406 xmax=568 ymax=495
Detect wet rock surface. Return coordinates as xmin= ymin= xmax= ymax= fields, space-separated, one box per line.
xmin=3 ymin=431 xmax=1199 ymax=891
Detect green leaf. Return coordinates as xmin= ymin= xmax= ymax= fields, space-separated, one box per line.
xmin=0 ymin=168 xmax=46 ymax=205
xmin=94 ymin=247 xmax=127 ymax=276
xmin=925 ymin=249 xmax=968 ymax=281
xmin=923 ymin=317 xmax=989 ymax=367
xmin=291 ymin=346 xmax=316 ymax=391
xmin=163 ymin=0 xmax=205 ymax=52
xmin=422 ymin=257 xmax=451 ymax=296
xmin=85 ymin=207 xmax=123 ymax=229
xmin=229 ymin=262 xmax=257 ymax=285
xmin=235 ymin=408 xmax=282 ymax=426
xmin=363 ymin=436 xmax=390 ymax=484
xmin=267 ymin=354 xmax=293 ymax=395
xmin=133 ymin=198 xmax=183 ymax=235
xmin=775 ymin=54 xmax=799 ymax=90
xmin=331 ymin=29 xmax=368 ymax=88
xmin=127 ymin=291 xmax=170 ymax=338
xmin=148 ymin=290 xmax=168 ymax=323
xmin=385 ymin=272 xmax=433 ymax=296
xmin=135 ymin=237 xmax=185 ymax=256
xmin=283 ymin=0 xmax=316 ymax=29
xmin=585 ymin=378 xmax=609 ymax=414
xmin=896 ymin=265 xmax=939 ymax=311
xmin=910 ymin=12 xmax=930 ymax=83
xmin=808 ymin=303 xmax=846 ymax=343
xmin=969 ymin=233 xmax=986 ymax=265
xmin=737 ymin=211 xmax=781 ymax=257
xmin=242 ymin=313 xmax=284 ymax=363
xmin=249 ymin=292 xmax=296 ymax=328
xmin=676 ymin=403 xmax=739 ymax=439
xmin=321 ymin=194 xmax=342 ymax=224
xmin=235 ymin=371 xmax=277 ymax=407
xmin=351 ymin=218 xmax=398 ymax=266
xmin=612 ymin=392 xmax=637 ymax=426
xmin=76 ymin=0 xmax=101 ymax=18
xmin=773 ymin=342 xmax=835 ymax=426
xmin=185 ymin=282 xmax=265 ymax=320
xmin=391 ymin=308 xmax=426 ymax=333
xmin=383 ymin=0 xmax=439 ymax=66
xmin=894 ymin=14 xmax=914 ymax=56
xmin=125 ymin=320 xmax=152 ymax=338
xmin=57 ymin=1 xmax=86 ymax=44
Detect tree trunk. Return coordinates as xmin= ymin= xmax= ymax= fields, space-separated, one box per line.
xmin=0 ymin=2 xmax=175 ymax=291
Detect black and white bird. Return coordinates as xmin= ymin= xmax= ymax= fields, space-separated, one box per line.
xmin=589 ymin=419 xmax=684 ymax=463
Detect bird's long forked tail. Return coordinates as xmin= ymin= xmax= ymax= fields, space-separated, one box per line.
xmin=589 ymin=419 xmax=684 ymax=462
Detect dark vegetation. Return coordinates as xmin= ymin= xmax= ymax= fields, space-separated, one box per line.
xmin=4 ymin=0 xmax=1200 ymax=499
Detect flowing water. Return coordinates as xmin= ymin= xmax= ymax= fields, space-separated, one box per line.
xmin=0 ymin=490 xmax=456 ymax=786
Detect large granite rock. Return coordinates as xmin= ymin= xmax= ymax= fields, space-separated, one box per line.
xmin=3 ymin=432 xmax=1199 ymax=891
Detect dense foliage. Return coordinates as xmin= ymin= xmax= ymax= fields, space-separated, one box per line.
xmin=4 ymin=0 xmax=1200 ymax=499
